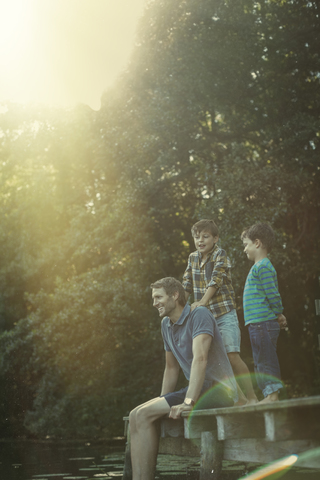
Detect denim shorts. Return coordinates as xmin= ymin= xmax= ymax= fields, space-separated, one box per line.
xmin=248 ymin=320 xmax=283 ymax=397
xmin=161 ymin=386 xmax=234 ymax=409
xmin=216 ymin=309 xmax=241 ymax=353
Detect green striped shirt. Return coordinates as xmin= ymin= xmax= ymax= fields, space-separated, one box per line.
xmin=243 ymin=257 xmax=283 ymax=326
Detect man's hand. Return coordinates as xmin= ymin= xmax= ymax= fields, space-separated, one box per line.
xmin=169 ymin=403 xmax=193 ymax=419
xmin=277 ymin=314 xmax=288 ymax=330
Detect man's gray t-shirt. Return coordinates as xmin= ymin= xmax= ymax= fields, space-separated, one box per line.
xmin=161 ymin=304 xmax=237 ymax=401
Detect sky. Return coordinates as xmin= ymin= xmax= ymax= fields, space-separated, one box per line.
xmin=0 ymin=0 xmax=146 ymax=110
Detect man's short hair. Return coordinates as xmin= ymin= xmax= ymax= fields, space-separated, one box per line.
xmin=191 ymin=219 xmax=219 ymax=238
xmin=241 ymin=222 xmax=275 ymax=252
xmin=150 ymin=277 xmax=186 ymax=307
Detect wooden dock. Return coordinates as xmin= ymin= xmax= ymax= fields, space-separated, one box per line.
xmin=122 ymin=395 xmax=320 ymax=479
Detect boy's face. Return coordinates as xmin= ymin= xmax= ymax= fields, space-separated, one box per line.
xmin=242 ymin=237 xmax=258 ymax=262
xmin=193 ymin=230 xmax=218 ymax=257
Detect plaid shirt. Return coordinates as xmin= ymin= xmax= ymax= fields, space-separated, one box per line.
xmin=182 ymin=244 xmax=236 ymax=318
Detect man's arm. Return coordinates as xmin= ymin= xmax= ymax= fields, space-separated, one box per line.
xmin=160 ymin=351 xmax=180 ymax=396
xmin=169 ymin=333 xmax=212 ymax=418
xmin=185 ymin=333 xmax=212 ymax=400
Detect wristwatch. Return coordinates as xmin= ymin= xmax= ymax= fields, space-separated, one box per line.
xmin=183 ymin=397 xmax=195 ymax=407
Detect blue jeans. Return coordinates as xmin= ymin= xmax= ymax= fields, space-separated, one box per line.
xmin=248 ymin=320 xmax=283 ymax=397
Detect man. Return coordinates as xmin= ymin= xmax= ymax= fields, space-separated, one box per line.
xmin=129 ymin=277 xmax=237 ymax=480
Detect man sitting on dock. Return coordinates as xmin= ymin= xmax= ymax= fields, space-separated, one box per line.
xmin=129 ymin=277 xmax=237 ymax=480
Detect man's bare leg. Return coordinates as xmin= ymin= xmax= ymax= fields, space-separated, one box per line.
xmin=228 ymin=352 xmax=258 ymax=404
xmin=129 ymin=397 xmax=170 ymax=480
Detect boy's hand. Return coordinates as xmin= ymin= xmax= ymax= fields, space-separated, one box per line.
xmin=190 ymin=302 xmax=202 ymax=311
xmin=277 ymin=314 xmax=288 ymax=330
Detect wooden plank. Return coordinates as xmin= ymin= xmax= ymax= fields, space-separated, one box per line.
xmin=160 ymin=417 xmax=184 ymax=438
xmin=223 ymin=438 xmax=320 ymax=466
xmin=200 ymin=431 xmax=223 ymax=480
xmin=181 ymin=395 xmax=320 ymax=418
xmin=160 ymin=415 xmax=216 ymax=440
xmin=264 ymin=406 xmax=320 ymax=442
xmin=122 ymin=425 xmax=132 ymax=480
xmin=159 ymin=437 xmax=200 ymax=456
xmin=123 ymin=417 xmax=129 ymax=437
xmin=123 ymin=396 xmax=320 ymax=479
xmin=264 ymin=412 xmax=276 ymax=442
xmin=184 ymin=416 xmax=217 ymax=439
xmin=216 ymin=412 xmax=265 ymax=441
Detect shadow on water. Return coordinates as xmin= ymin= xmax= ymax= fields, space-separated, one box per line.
xmin=0 ymin=440 xmax=125 ymax=480
xmin=0 ymin=442 xmax=319 ymax=480
xmin=155 ymin=455 xmax=248 ymax=480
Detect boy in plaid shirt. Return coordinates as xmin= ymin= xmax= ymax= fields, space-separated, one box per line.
xmin=182 ymin=219 xmax=257 ymax=404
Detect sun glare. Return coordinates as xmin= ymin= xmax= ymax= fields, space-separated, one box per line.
xmin=0 ymin=1 xmax=31 ymax=68
xmin=0 ymin=0 xmax=146 ymax=109
xmin=238 ymin=455 xmax=298 ymax=480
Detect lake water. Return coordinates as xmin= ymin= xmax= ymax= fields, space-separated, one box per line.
xmin=0 ymin=440 xmax=319 ymax=480
xmin=0 ymin=440 xmax=124 ymax=480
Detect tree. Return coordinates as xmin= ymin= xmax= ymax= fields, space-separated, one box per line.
xmin=0 ymin=0 xmax=319 ymax=439
xmin=101 ymin=0 xmax=320 ymax=395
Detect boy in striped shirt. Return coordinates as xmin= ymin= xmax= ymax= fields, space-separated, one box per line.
xmin=241 ymin=223 xmax=287 ymax=403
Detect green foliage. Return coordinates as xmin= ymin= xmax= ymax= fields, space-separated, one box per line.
xmin=0 ymin=0 xmax=319 ymax=438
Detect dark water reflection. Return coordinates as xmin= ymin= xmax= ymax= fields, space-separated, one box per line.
xmin=0 ymin=440 xmax=124 ymax=480
xmin=0 ymin=441 xmax=319 ymax=480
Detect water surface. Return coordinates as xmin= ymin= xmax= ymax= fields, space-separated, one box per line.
xmin=0 ymin=441 xmax=319 ymax=480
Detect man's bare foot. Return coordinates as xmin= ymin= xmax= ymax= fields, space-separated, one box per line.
xmin=259 ymin=392 xmax=279 ymax=404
